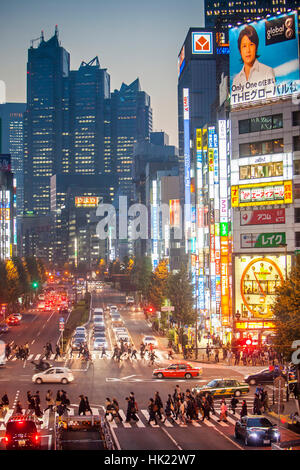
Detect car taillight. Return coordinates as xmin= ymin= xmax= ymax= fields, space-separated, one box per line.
xmin=34 ymin=433 xmax=40 ymax=442
xmin=4 ymin=435 xmax=10 ymax=443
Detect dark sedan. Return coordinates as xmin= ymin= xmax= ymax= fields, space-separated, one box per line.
xmin=235 ymin=415 xmax=281 ymax=446
xmin=244 ymin=368 xmax=284 ymax=385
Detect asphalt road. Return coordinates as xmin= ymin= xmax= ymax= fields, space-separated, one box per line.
xmin=0 ymin=283 xmax=299 ymax=451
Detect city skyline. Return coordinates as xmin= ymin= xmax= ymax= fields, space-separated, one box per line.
xmin=0 ymin=0 xmax=205 ymax=147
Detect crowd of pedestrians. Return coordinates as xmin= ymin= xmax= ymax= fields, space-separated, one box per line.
xmin=109 ymin=341 xmax=157 ymax=365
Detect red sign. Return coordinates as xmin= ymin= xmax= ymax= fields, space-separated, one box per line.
xmin=240 ymin=208 xmax=285 ymax=226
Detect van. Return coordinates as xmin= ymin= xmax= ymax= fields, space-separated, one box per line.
xmin=0 ymin=342 xmax=6 ymax=366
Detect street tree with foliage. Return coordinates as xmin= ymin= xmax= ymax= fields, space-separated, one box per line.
xmin=167 ymin=264 xmax=196 ymax=346
xmin=147 ymin=259 xmax=169 ymax=311
xmin=272 ymin=255 xmax=300 ymax=362
xmin=130 ymin=256 xmax=152 ymax=301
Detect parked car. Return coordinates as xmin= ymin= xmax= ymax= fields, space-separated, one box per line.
xmin=235 ymin=415 xmax=281 ymax=446
xmin=32 ymin=367 xmax=74 ymax=384
xmin=4 ymin=415 xmax=41 ymax=450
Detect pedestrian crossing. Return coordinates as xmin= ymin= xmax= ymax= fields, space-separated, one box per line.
xmin=0 ymin=397 xmax=267 ymax=433
xmin=7 ymin=353 xmax=66 ymax=363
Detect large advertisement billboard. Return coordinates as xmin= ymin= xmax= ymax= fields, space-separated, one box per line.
xmin=229 ymin=12 xmax=300 ymax=107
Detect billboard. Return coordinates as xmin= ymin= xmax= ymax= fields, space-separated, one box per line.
xmin=178 ymin=45 xmax=185 ymax=77
xmin=192 ymin=32 xmax=213 ymax=55
xmin=240 ymin=208 xmax=285 ymax=226
xmin=241 ymin=232 xmax=286 ymax=248
xmin=231 ymin=180 xmax=293 ymax=207
xmin=229 ymin=12 xmax=300 ymax=107
xmin=235 ymin=255 xmax=290 ymax=318
xmin=75 ymin=196 xmax=99 ymax=207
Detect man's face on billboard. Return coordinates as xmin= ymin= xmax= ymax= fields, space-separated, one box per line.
xmin=240 ymin=35 xmax=256 ymax=67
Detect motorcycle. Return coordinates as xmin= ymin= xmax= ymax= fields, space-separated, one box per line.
xmin=31 ymin=360 xmax=52 ymax=371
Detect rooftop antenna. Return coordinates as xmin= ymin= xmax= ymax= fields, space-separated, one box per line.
xmin=30 ymin=30 xmax=44 ymax=48
xmin=55 ymin=24 xmax=59 ymax=37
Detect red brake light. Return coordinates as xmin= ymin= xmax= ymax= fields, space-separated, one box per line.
xmin=34 ymin=433 xmax=40 ymax=441
xmin=4 ymin=435 xmax=10 ymax=443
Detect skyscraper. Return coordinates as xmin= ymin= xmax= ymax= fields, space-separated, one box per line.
xmin=0 ymin=103 xmax=26 ymax=217
xmin=110 ymin=79 xmax=152 ymax=202
xmin=24 ymin=27 xmax=70 ymax=215
xmin=205 ymin=0 xmax=299 ymax=31
xmin=69 ymin=56 xmax=111 ymax=175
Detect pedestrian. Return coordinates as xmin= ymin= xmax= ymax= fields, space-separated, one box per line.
xmin=206 ymin=392 xmax=215 ymax=415
xmin=165 ymin=394 xmax=175 ymax=423
xmin=54 ymin=344 xmax=61 ymax=360
xmin=230 ymin=396 xmax=239 ymax=415
xmin=125 ymin=396 xmax=139 ymax=423
xmin=253 ymin=393 xmax=262 ymax=415
xmin=15 ymin=400 xmax=23 ymax=415
xmin=112 ymin=398 xmax=123 ymax=423
xmin=218 ymin=399 xmax=228 ymax=423
xmin=178 ymin=399 xmax=187 ymax=425
xmin=5 ymin=343 xmax=11 ymax=359
xmin=168 ymin=349 xmax=174 ymax=360
xmin=215 ymin=348 xmax=219 ymax=363
xmin=1 ymin=393 xmax=9 ymax=412
xmin=44 ymin=390 xmax=54 ymax=412
xmin=78 ymin=395 xmax=86 ymax=416
xmin=84 ymin=396 xmax=92 ymax=415
xmin=240 ymin=399 xmax=248 ymax=418
xmin=206 ymin=343 xmax=210 ymax=361
xmin=101 ymin=345 xmax=107 ymax=358
xmin=262 ymin=390 xmax=270 ymax=412
xmin=154 ymin=391 xmax=165 ymax=422
xmin=34 ymin=397 xmax=43 ymax=420
xmin=24 ymin=342 xmax=30 ymax=359
xmin=34 ymin=391 xmax=41 ymax=407
xmin=131 ymin=348 xmax=137 ymax=360
xmin=202 ymin=397 xmax=211 ymax=421
xmin=147 ymin=398 xmax=158 ymax=425
xmin=105 ymin=398 xmax=115 ymax=421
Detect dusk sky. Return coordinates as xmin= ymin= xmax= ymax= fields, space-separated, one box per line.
xmin=0 ymin=0 xmax=204 ymax=147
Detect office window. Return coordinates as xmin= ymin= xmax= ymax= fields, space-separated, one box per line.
xmin=295 ymin=232 xmax=300 ymax=247
xmin=238 ymin=114 xmax=283 ymax=134
xmin=239 ymin=139 xmax=284 ymax=157
xmin=295 ymin=208 xmax=300 ymax=224
xmin=294 ymin=160 xmax=300 ymax=176
xmin=294 ymin=184 xmax=300 ymax=199
xmin=292 ymin=111 xmax=300 ymax=127
xmin=294 ymin=136 xmax=300 ymax=152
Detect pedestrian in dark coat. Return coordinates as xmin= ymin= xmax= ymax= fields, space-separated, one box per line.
xmin=230 ymin=396 xmax=239 ymax=415
xmin=240 ymin=400 xmax=248 ymax=417
xmin=147 ymin=398 xmax=158 ymax=425
xmin=165 ymin=394 xmax=175 ymax=422
xmin=253 ymin=393 xmax=262 ymax=415
xmin=154 ymin=392 xmax=164 ymax=421
xmin=78 ymin=395 xmax=87 ymax=415
xmin=84 ymin=396 xmax=92 ymax=414
xmin=202 ymin=398 xmax=211 ymax=421
xmin=15 ymin=401 xmax=23 ymax=414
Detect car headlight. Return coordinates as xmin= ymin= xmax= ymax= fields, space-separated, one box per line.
xmin=249 ymin=432 xmax=258 ymax=439
xmin=273 ymin=431 xmax=280 ymax=439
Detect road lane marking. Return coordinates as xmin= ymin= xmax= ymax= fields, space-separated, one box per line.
xmin=161 ymin=427 xmax=183 ymax=450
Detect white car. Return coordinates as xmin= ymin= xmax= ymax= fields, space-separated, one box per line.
xmin=94 ymin=308 xmax=103 ymax=314
xmin=93 ymin=315 xmax=104 ymax=322
xmin=93 ymin=338 xmax=108 ymax=350
xmin=116 ymin=332 xmax=130 ymax=342
xmin=142 ymin=336 xmax=158 ymax=347
xmin=109 ymin=306 xmax=118 ymax=314
xmin=112 ymin=326 xmax=127 ymax=333
xmin=126 ymin=296 xmax=134 ymax=305
xmin=32 ymin=367 xmax=74 ymax=384
xmin=75 ymin=326 xmax=86 ymax=335
xmin=12 ymin=313 xmax=22 ymax=321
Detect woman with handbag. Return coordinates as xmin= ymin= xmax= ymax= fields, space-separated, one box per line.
xmin=147 ymin=398 xmax=158 ymax=425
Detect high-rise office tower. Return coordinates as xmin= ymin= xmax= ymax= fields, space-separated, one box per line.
xmin=178 ymin=28 xmax=217 ymax=157
xmin=205 ymin=0 xmax=299 ymax=31
xmin=110 ymin=79 xmax=152 ymax=202
xmin=0 ymin=103 xmax=26 ymax=217
xmin=69 ymin=56 xmax=111 ymax=175
xmin=24 ymin=27 xmax=70 ymax=215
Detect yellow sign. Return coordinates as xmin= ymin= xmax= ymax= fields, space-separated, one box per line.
xmin=231 ymin=180 xmax=293 ymax=207
xmin=75 ymin=196 xmax=99 ymax=207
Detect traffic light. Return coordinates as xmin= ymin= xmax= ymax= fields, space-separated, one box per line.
xmin=148 ymin=306 xmax=154 ymax=313
xmin=32 ymin=281 xmax=39 ymax=289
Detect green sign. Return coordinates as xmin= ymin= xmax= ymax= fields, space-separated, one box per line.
xmin=255 ymin=232 xmax=286 ymax=248
xmin=220 ymin=222 xmax=228 ymax=237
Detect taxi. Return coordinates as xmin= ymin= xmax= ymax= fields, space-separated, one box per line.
xmin=192 ymin=378 xmax=250 ymax=397
xmin=153 ymin=363 xmax=202 ymax=380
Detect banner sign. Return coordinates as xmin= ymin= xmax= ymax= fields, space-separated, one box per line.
xmin=240 ymin=208 xmax=285 ymax=226
xmin=241 ymin=232 xmax=286 ymax=248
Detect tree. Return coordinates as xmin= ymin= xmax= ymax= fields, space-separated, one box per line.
xmin=167 ymin=265 xmax=196 ymax=345
xmin=147 ymin=259 xmax=169 ymax=311
xmin=5 ymin=259 xmax=20 ymax=309
xmin=130 ymin=256 xmax=152 ymax=300
xmin=272 ymin=255 xmax=300 ymax=361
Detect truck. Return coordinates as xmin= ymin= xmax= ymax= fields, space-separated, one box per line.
xmin=55 ymin=414 xmax=115 ymax=450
